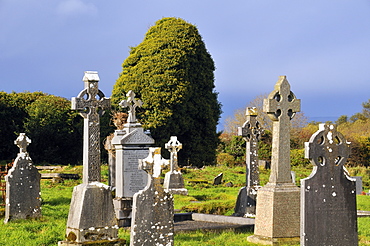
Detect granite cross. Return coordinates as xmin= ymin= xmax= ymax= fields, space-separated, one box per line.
xmin=238 ymin=107 xmax=263 ymax=187
xmin=119 ymin=90 xmax=143 ymax=124
xmin=263 ymin=76 xmax=300 ymax=183
xmin=71 ymin=71 xmax=111 ymax=183
xmin=165 ymin=136 xmax=182 ymax=172
xmin=139 ymin=147 xmax=169 ymax=179
xmin=14 ymin=133 xmax=31 ymax=154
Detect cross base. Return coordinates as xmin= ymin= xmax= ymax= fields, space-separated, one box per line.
xmin=251 ymin=182 xmax=300 ymax=240
xmin=63 ymin=183 xmax=118 ymax=244
xmin=233 ymin=186 xmax=258 ymax=217
xmin=58 ymin=239 xmax=126 ymax=246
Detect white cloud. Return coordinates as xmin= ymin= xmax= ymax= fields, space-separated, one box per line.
xmin=57 ymin=0 xmax=98 ymax=17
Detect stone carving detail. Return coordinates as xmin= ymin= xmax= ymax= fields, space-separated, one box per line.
xmin=71 ymin=71 xmax=110 ymax=183
xmin=119 ymin=90 xmax=142 ymax=124
xmin=301 ymin=124 xmax=358 ymax=246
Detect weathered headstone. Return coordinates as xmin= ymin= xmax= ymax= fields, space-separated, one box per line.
xmin=301 ymin=124 xmax=358 ymax=246
xmin=4 ymin=133 xmax=41 ymax=223
xmin=233 ymin=107 xmax=263 ymax=217
xmin=163 ymin=136 xmax=188 ymax=195
xmin=59 ymin=71 xmax=123 ymax=245
xmin=112 ymin=90 xmax=155 ymax=226
xmin=131 ymin=147 xmax=173 ymax=246
xmin=213 ymin=172 xmax=223 ymax=185
xmin=248 ymin=76 xmax=300 ymax=245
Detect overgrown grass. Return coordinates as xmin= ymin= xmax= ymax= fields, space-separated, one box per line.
xmin=0 ymin=164 xmax=369 ymax=245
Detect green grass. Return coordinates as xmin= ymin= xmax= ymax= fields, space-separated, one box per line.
xmin=0 ymin=164 xmax=369 ymax=245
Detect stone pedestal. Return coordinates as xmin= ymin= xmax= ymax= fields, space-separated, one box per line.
xmin=248 ymin=183 xmax=300 ymax=245
xmin=233 ymin=186 xmax=258 ymax=217
xmin=163 ymin=171 xmax=188 ymax=195
xmin=59 ymin=183 xmax=121 ymax=245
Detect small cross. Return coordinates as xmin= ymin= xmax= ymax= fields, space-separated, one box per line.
xmin=139 ymin=147 xmax=169 ymax=178
xmin=14 ymin=133 xmax=31 ymax=154
xmin=165 ymin=136 xmax=182 ymax=172
xmin=119 ymin=90 xmax=143 ymax=124
xmin=238 ymin=107 xmax=263 ymax=187
xmin=263 ymin=76 xmax=300 ymax=183
xmin=305 ymin=124 xmax=350 ymax=168
xmin=71 ymin=71 xmax=111 ymax=183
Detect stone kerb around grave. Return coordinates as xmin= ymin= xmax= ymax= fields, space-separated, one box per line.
xmin=4 ymin=133 xmax=41 ymax=223
xmin=301 ymin=124 xmax=358 ymax=246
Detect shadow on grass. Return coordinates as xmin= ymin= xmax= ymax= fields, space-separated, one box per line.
xmin=42 ymin=196 xmax=71 ymax=206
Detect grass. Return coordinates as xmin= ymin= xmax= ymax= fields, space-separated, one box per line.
xmin=0 ymin=164 xmax=369 ymax=245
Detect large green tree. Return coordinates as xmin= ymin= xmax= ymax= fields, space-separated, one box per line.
xmin=112 ymin=17 xmax=222 ymax=167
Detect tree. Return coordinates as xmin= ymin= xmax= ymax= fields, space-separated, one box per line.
xmin=224 ymin=93 xmax=308 ymax=134
xmin=24 ymin=95 xmax=83 ymax=164
xmin=111 ymin=17 xmax=222 ymax=167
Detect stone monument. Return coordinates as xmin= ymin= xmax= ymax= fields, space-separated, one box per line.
xmin=112 ymin=90 xmax=155 ymax=226
xmin=163 ymin=136 xmax=188 ymax=195
xmin=131 ymin=147 xmax=173 ymax=246
xmin=233 ymin=107 xmax=263 ymax=217
xmin=301 ymin=124 xmax=358 ymax=246
xmin=248 ymin=76 xmax=300 ymax=245
xmin=59 ymin=71 xmax=123 ymax=245
xmin=4 ymin=133 xmax=41 ymax=223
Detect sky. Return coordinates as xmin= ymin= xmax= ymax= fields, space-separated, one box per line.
xmin=1 ymin=1 xmax=370 ymax=129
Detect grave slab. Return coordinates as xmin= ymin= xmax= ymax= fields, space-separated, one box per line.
xmin=300 ymin=124 xmax=358 ymax=246
xmin=4 ymin=133 xmax=41 ymax=223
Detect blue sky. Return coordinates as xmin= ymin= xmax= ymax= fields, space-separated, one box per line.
xmin=1 ymin=1 xmax=370 ymax=129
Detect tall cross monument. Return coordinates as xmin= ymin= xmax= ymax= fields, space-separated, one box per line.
xmin=233 ymin=107 xmax=263 ymax=216
xmin=248 ymin=76 xmax=301 ymax=245
xmin=71 ymin=71 xmax=110 ymax=183
xmin=60 ymin=71 xmax=123 ymax=245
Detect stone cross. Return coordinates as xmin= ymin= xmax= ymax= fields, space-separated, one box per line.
xmin=238 ymin=107 xmax=263 ymax=187
xmin=165 ymin=136 xmax=182 ymax=172
xmin=301 ymin=124 xmax=357 ymax=245
xmin=14 ymin=133 xmax=31 ymax=154
xmin=71 ymin=71 xmax=110 ymax=183
xmin=263 ymin=76 xmax=300 ymax=183
xmin=119 ymin=90 xmax=143 ymax=124
xmin=139 ymin=147 xmax=169 ymax=178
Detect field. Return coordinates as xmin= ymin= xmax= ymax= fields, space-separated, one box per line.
xmin=0 ymin=164 xmax=369 ymax=245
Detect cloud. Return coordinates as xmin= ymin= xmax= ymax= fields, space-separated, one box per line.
xmin=57 ymin=0 xmax=97 ymax=17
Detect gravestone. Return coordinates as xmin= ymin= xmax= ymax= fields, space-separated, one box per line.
xmin=213 ymin=172 xmax=223 ymax=185
xmin=353 ymin=176 xmax=362 ymax=195
xmin=59 ymin=71 xmax=122 ymax=245
xmin=112 ymin=90 xmax=155 ymax=226
xmin=163 ymin=136 xmax=188 ymax=195
xmin=4 ymin=133 xmax=41 ymax=223
xmin=248 ymin=76 xmax=300 ymax=245
xmin=233 ymin=107 xmax=263 ymax=217
xmin=301 ymin=124 xmax=358 ymax=246
xmin=131 ymin=147 xmax=173 ymax=246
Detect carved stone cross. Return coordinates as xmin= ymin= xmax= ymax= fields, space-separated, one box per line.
xmin=263 ymin=76 xmax=301 ymax=183
xmin=305 ymin=124 xmax=350 ymax=168
xmin=14 ymin=133 xmax=31 ymax=154
xmin=71 ymin=71 xmax=111 ymax=183
xmin=238 ymin=107 xmax=263 ymax=187
xmin=119 ymin=90 xmax=143 ymax=124
xmin=165 ymin=136 xmax=182 ymax=172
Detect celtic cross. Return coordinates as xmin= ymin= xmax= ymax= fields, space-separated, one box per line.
xmin=71 ymin=71 xmax=111 ymax=183
xmin=238 ymin=107 xmax=263 ymax=187
xmin=165 ymin=136 xmax=182 ymax=172
xmin=305 ymin=124 xmax=350 ymax=169
xmin=15 ymin=133 xmax=31 ymax=155
xmin=263 ymin=76 xmax=301 ymax=183
xmin=119 ymin=90 xmax=143 ymax=124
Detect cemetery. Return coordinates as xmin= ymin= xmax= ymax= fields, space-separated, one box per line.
xmin=0 ymin=72 xmax=369 ymax=246
xmin=1 ymin=17 xmax=370 ymax=246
